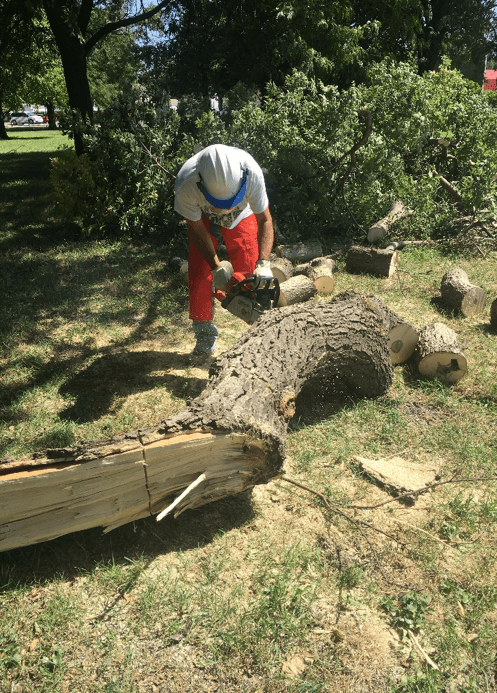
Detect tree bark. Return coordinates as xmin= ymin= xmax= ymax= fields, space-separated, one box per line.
xmin=331 ymin=291 xmax=418 ymax=364
xmin=440 ymin=268 xmax=487 ymax=317
xmin=416 ymin=322 xmax=467 ymax=385
xmin=0 ymin=295 xmax=394 ymax=552
xmin=346 ymin=246 xmax=399 ymax=278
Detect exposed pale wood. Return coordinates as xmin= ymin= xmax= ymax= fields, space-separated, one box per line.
xmin=270 ymin=257 xmax=294 ymax=283
xmin=275 ymin=239 xmax=323 ymax=264
xmin=416 ymin=322 xmax=467 ymax=385
xmin=384 ymin=240 xmax=434 ymax=251
xmin=367 ymin=201 xmax=408 ymax=243
xmin=277 ymin=275 xmax=318 ymax=306
xmin=1 ymin=295 xmax=395 ymax=552
xmin=292 ymin=256 xmax=336 ymax=294
xmin=491 ymin=298 xmax=497 ymax=329
xmin=156 ymin=472 xmax=208 ymax=521
xmin=440 ymin=268 xmax=487 ymax=317
xmin=346 ymin=245 xmax=399 ymax=278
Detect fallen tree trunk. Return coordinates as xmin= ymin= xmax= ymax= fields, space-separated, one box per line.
xmin=416 ymin=322 xmax=467 ymax=385
xmin=331 ymin=291 xmax=418 ymax=364
xmin=0 ymin=295 xmax=394 ymax=552
xmin=439 ymin=268 xmax=487 ymax=317
xmin=346 ymin=246 xmax=399 ymax=278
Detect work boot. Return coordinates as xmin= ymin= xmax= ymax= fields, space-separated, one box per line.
xmin=192 ymin=320 xmax=219 ymax=355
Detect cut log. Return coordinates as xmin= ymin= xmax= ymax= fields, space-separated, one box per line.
xmin=0 ymin=295 xmax=394 ymax=552
xmin=278 ymin=275 xmax=318 ymax=306
xmin=346 ymin=246 xmax=399 ymax=278
xmin=439 ymin=268 xmax=487 ymax=317
xmin=416 ymin=322 xmax=467 ymax=385
xmin=491 ymin=298 xmax=497 ymax=329
xmin=275 ymin=239 xmax=323 ymax=264
xmin=270 ymin=257 xmax=294 ymax=284
xmin=332 ymin=291 xmax=418 ymax=364
xmin=292 ymin=256 xmax=335 ymax=294
xmin=367 ymin=201 xmax=408 ymax=243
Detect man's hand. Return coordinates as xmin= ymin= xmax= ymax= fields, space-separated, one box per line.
xmin=252 ymin=259 xmax=273 ymax=287
xmin=212 ymin=266 xmax=232 ymax=290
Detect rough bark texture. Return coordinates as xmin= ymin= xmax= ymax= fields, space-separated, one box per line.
xmin=491 ymin=298 xmax=497 ymax=329
xmin=0 ymin=295 xmax=394 ymax=552
xmin=275 ymin=240 xmax=323 ymax=264
xmin=416 ymin=322 xmax=467 ymax=385
xmin=367 ymin=201 xmax=408 ymax=243
xmin=331 ymin=291 xmax=418 ymax=364
xmin=440 ymin=268 xmax=487 ymax=317
xmin=278 ymin=275 xmax=318 ymax=306
xmin=346 ymin=246 xmax=399 ymax=278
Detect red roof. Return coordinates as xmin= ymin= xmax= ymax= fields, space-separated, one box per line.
xmin=484 ymin=69 xmax=497 ymax=90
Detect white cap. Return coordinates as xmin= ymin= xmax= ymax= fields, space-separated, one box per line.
xmin=198 ymin=145 xmax=244 ymax=199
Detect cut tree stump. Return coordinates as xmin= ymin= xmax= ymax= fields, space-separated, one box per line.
xmin=439 ymin=268 xmax=487 ymax=317
xmin=416 ymin=322 xmax=467 ymax=385
xmin=331 ymin=291 xmax=418 ymax=364
xmin=275 ymin=239 xmax=323 ymax=264
xmin=346 ymin=246 xmax=399 ymax=278
xmin=0 ymin=294 xmax=394 ymax=552
xmin=277 ymin=275 xmax=318 ymax=306
xmin=270 ymin=257 xmax=294 ymax=284
xmin=491 ymin=298 xmax=497 ymax=329
xmin=367 ymin=201 xmax=409 ymax=243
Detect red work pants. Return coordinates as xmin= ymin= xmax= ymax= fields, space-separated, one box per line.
xmin=188 ymin=213 xmax=259 ymax=321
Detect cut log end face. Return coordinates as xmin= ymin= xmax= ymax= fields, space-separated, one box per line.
xmin=418 ymin=352 xmax=467 ymax=385
xmin=388 ymin=324 xmax=419 ymax=365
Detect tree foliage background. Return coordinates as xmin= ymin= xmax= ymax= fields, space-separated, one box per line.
xmin=3 ymin=0 xmax=497 ymax=247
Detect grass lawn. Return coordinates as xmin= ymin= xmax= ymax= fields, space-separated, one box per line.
xmin=1 ymin=130 xmax=497 ymax=693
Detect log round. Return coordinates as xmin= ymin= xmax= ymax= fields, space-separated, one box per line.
xmin=0 ymin=294 xmax=394 ymax=552
xmin=270 ymin=257 xmax=294 ymax=284
xmin=275 ymin=239 xmax=323 ymax=264
xmin=440 ymin=268 xmax=487 ymax=317
xmin=416 ymin=322 xmax=467 ymax=385
xmin=293 ymin=257 xmax=335 ymax=294
xmin=491 ymin=297 xmax=497 ymax=330
xmin=278 ymin=275 xmax=318 ymax=306
xmin=367 ymin=201 xmax=408 ymax=243
xmin=346 ymin=246 xmax=399 ymax=278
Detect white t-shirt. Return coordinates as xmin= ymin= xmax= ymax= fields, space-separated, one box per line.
xmin=174 ymin=147 xmax=269 ymax=230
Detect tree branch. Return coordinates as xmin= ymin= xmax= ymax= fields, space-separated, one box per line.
xmin=84 ymin=0 xmax=173 ymax=55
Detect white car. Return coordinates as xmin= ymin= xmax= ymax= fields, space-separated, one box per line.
xmin=10 ymin=111 xmax=44 ymax=125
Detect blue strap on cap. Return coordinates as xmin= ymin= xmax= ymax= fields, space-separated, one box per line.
xmin=197 ymin=169 xmax=248 ymax=209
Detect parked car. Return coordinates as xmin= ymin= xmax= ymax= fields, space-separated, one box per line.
xmin=10 ymin=111 xmax=44 ymax=125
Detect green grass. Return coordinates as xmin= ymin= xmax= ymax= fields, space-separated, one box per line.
xmin=1 ymin=131 xmax=497 ymax=692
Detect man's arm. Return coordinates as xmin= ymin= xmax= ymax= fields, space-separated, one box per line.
xmin=186 ymin=218 xmax=222 ymax=270
xmin=254 ymin=206 xmax=274 ymax=261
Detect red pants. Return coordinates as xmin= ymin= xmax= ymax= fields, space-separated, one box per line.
xmin=189 ymin=213 xmax=259 ymax=321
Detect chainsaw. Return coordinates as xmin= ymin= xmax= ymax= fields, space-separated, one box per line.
xmin=216 ymin=272 xmax=280 ymax=324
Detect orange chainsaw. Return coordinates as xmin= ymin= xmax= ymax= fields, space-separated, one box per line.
xmin=215 ymin=272 xmax=280 ymax=324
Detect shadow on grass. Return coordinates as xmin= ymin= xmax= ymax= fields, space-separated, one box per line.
xmin=59 ymin=350 xmax=207 ymax=422
xmin=0 ymin=493 xmax=256 ymax=589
